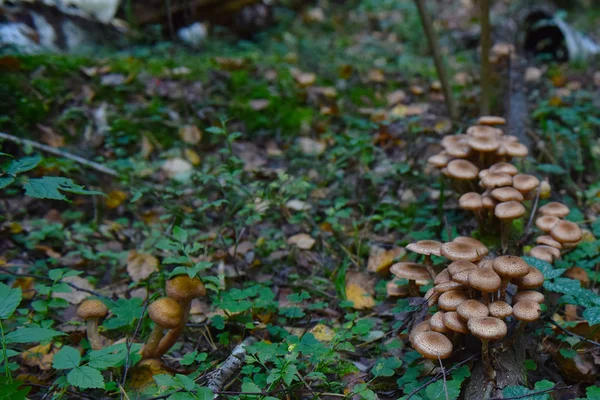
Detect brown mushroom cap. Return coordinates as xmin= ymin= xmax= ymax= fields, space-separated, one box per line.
xmin=536 ymin=235 xmax=563 ymax=249
xmin=424 ymin=288 xmax=441 ymax=308
xmin=468 ymin=317 xmax=507 ymax=340
xmin=406 ymin=240 xmax=443 ymax=256
xmin=469 ymin=268 xmax=502 ymax=293
xmin=529 ymin=245 xmax=560 ymax=263
xmin=443 ymin=311 xmax=469 ymax=334
xmin=488 ymin=301 xmax=513 ymax=318
xmin=452 ymin=237 xmax=489 ymax=257
xmin=446 ymin=159 xmax=479 ymax=180
xmin=148 ymin=298 xmax=183 ymax=329
xmin=441 ymin=242 xmax=481 ymax=262
xmin=434 ymin=269 xmax=451 ymax=285
xmin=503 ymin=141 xmax=528 ymax=157
xmin=491 ymin=187 xmax=524 ymax=202
xmin=448 ymin=260 xmax=478 ymax=277
xmin=564 ymin=267 xmax=590 ymax=287
xmin=495 ymin=201 xmax=526 ymax=220
xmin=435 ymin=281 xmax=467 ymax=293
xmin=468 ymin=136 xmax=500 ymax=152
xmin=539 ymin=202 xmax=570 ymax=218
xmin=512 ymin=300 xmax=541 ymax=322
xmin=457 ymin=299 xmax=489 ymax=321
xmin=430 ymin=312 xmax=450 ymax=333
xmin=513 ymin=290 xmax=545 ymax=304
xmin=459 ymin=193 xmax=483 ymax=211
xmin=438 ymin=290 xmax=468 ymax=311
xmin=550 ymin=220 xmax=583 ymax=244
xmin=477 ymin=116 xmax=506 ymax=126
xmin=386 ymin=280 xmax=410 ymax=297
xmin=493 ymin=256 xmax=530 ymax=278
xmin=482 ymin=195 xmax=498 ymax=209
xmin=409 ymin=320 xmax=431 ymax=345
xmin=488 ymin=162 xmax=518 ymax=176
xmin=428 ymin=152 xmax=453 ymax=168
xmin=481 ymin=172 xmax=513 ymax=189
xmin=512 ymin=174 xmax=540 ymax=193
xmin=512 ymin=267 xmax=545 ymax=289
xmin=467 ymin=124 xmax=502 ymax=137
xmin=535 ymin=215 xmax=560 ymax=232
xmin=77 ymin=299 xmax=108 ymax=320
xmin=390 ymin=262 xmax=432 ymax=281
xmin=166 ymin=275 xmax=206 ymax=301
xmin=412 ymin=331 xmax=454 ymax=360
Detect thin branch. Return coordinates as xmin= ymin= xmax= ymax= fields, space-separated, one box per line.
xmin=546 ymin=317 xmax=600 ymax=347
xmin=207 ymin=336 xmax=257 ymax=398
xmin=0 ymin=131 xmax=118 ymax=177
xmin=23 ymin=382 xmax=95 ymax=400
xmin=120 ymin=300 xmax=149 ymax=400
xmin=489 ymin=383 xmax=572 ymax=400
xmin=0 ymin=267 xmax=107 ymax=298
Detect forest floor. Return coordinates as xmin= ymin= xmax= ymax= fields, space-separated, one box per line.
xmin=1 ymin=1 xmax=600 ymax=399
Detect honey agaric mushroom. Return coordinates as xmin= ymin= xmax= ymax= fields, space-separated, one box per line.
xmin=406 ymin=240 xmax=442 ymax=278
xmin=488 ymin=301 xmax=513 ymax=318
xmin=513 ymin=300 xmax=542 ymax=335
xmin=430 ymin=312 xmax=450 ymax=333
xmin=538 ymin=202 xmax=570 ymax=218
xmin=412 ymin=331 xmax=454 ymax=360
xmin=481 ymin=172 xmax=512 ymax=189
xmin=468 ymin=317 xmax=507 ymax=376
xmin=442 ymin=311 xmax=469 ymax=334
xmin=428 ymin=152 xmax=453 ymax=168
xmin=513 ymin=291 xmax=545 ymax=304
xmin=503 ymin=141 xmax=528 ymax=158
xmin=441 ymin=242 xmax=481 ymax=262
xmin=468 ymin=136 xmax=500 ymax=165
xmin=469 ymin=268 xmax=501 ymax=304
xmin=477 ymin=116 xmax=506 ymax=126
xmin=495 ymin=201 xmax=526 ymax=252
xmin=513 ymin=267 xmax=544 ymax=289
xmin=529 ymin=245 xmax=560 ymax=263
xmin=142 ymin=298 xmax=183 ymax=359
xmin=447 ymin=260 xmax=478 ymax=277
xmin=435 ymin=281 xmax=467 ymax=293
xmin=536 ymin=235 xmax=562 ymax=249
xmin=390 ymin=262 xmax=432 ymax=296
xmin=452 ymin=237 xmax=489 ymax=258
xmin=438 ymin=291 xmax=468 ymax=311
xmin=459 ymin=193 xmax=484 ymax=228
xmin=490 ymin=187 xmax=524 ymax=202
xmin=493 ymin=256 xmax=530 ymax=300
xmin=77 ymin=300 xmax=109 ymax=350
xmin=445 ymin=159 xmax=479 ymax=192
xmin=512 ymin=174 xmax=540 ymax=194
xmin=564 ymin=267 xmax=589 ymax=288
xmin=424 ymin=287 xmax=441 ymax=307
xmin=434 ymin=269 xmax=451 ymax=285
xmin=550 ymin=220 xmax=583 ymax=244
xmin=488 ymin=162 xmax=518 ymax=176
xmin=409 ymin=320 xmax=431 ymax=345
xmin=457 ymin=299 xmax=489 ymax=320
xmin=467 ymin=125 xmax=501 ymax=137
xmin=535 ymin=216 xmax=560 ymax=232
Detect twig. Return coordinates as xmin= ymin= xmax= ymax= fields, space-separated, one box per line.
xmin=438 ymin=356 xmax=449 ymax=400
xmin=0 ymin=131 xmax=118 ymax=177
xmin=413 ymin=0 xmax=458 ymax=120
xmin=547 ymin=317 xmax=600 ymax=348
xmin=524 ymin=184 xmax=541 ymax=235
xmin=23 ymin=382 xmax=94 ymax=400
xmin=0 ymin=267 xmax=107 ymax=298
xmin=489 ymin=383 xmax=571 ymax=400
xmin=207 ymin=336 xmax=257 ymax=398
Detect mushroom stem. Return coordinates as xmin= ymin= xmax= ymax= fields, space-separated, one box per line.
xmin=85 ymin=318 xmax=104 ymax=350
xmin=500 ymin=220 xmax=510 ymax=253
xmin=142 ymin=325 xmax=165 ymax=359
xmin=481 ymin=339 xmax=494 ymax=378
xmin=424 ymin=255 xmax=437 ymax=279
xmin=499 ymin=278 xmax=509 ymax=301
xmin=408 ymin=280 xmax=420 ymax=297
xmin=154 ymin=299 xmax=191 ymax=358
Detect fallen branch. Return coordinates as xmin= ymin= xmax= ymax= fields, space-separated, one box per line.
xmin=0 ymin=131 xmax=118 ymax=177
xmin=207 ymin=336 xmax=257 ymax=398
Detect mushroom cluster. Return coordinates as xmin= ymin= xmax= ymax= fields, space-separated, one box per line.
xmin=531 ymin=201 xmax=583 ymax=263
xmin=402 ymin=238 xmax=543 ymax=374
xmin=428 ymin=116 xmax=529 ymax=193
xmin=458 ymin=162 xmax=540 ymax=250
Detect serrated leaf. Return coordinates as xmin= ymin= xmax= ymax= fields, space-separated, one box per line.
xmin=5 ymin=327 xmax=65 ymax=344
xmin=586 ymin=386 xmax=600 ymax=400
xmin=0 ymin=376 xmax=31 ymax=400
xmin=67 ymin=366 xmax=105 ymax=389
xmin=241 ymin=381 xmax=262 ymax=393
xmin=6 ymin=154 xmax=41 ymax=175
xmin=194 ymin=387 xmax=214 ymax=400
xmin=544 ymin=277 xmax=581 ymax=295
xmin=0 ymin=283 xmax=22 ymax=319
xmin=584 ymin=307 xmax=600 ymax=326
xmin=502 ymin=380 xmax=554 ymax=400
xmin=425 ymin=380 xmax=462 ymax=400
xmin=0 ymin=176 xmax=15 ymax=189
xmin=522 ymin=256 xmax=565 ymax=279
xmin=53 ymin=346 xmax=81 ymax=370
xmin=23 ymin=177 xmax=104 ymax=201
xmin=88 ymin=343 xmax=136 ymax=369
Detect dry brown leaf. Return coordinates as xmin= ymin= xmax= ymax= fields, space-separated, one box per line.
xmin=37 ymin=125 xmax=65 ymax=148
xmin=34 ymin=245 xmax=61 ymax=259
xmin=179 ymin=125 xmax=202 ymax=145
xmin=367 ymin=246 xmax=405 ymax=274
xmin=286 ymin=199 xmax=311 ymax=211
xmin=291 ymin=69 xmax=316 ymax=87
xmin=215 ymin=57 xmax=245 ymax=71
xmin=390 ymin=104 xmax=428 ymax=118
xmin=52 ymin=276 xmax=95 ymax=305
xmin=106 ymin=190 xmax=127 ymax=209
xmin=21 ymin=344 xmax=58 ymax=370
xmin=288 ymin=233 xmax=316 ymax=250
xmin=127 ymin=251 xmax=159 ymax=282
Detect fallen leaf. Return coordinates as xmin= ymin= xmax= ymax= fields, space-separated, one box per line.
xmin=346 ymin=272 xmax=376 ymax=310
xmin=13 ymin=277 xmax=35 ymax=300
xmin=106 ymin=190 xmax=127 ymax=209
xmin=291 ymin=69 xmax=316 ymax=87
xmin=127 ymin=251 xmax=159 ymax=282
xmin=184 ymin=148 xmax=201 ymax=165
xmin=310 ymin=324 xmax=335 ymax=342
xmin=162 ymin=158 xmax=193 ymax=178
xmin=367 ymin=246 xmax=405 ymax=274
xmin=140 ymin=136 xmax=154 ymax=159
xmin=288 ymin=233 xmax=316 ymax=250
xmin=367 ymin=69 xmax=385 ymax=83
xmin=215 ymin=57 xmax=245 ymax=71
xmin=298 ymin=137 xmax=326 ymax=156
xmin=52 ymin=276 xmax=96 ymax=305
xmin=179 ymin=125 xmax=202 ymax=145
xmin=386 ymin=90 xmax=406 ymax=106
xmin=21 ymin=344 xmax=58 ymax=370
xmin=37 ymin=125 xmax=64 ymax=148
xmin=390 ymin=104 xmax=428 ymax=118
xmin=286 ymin=199 xmax=311 ymax=211
xmin=34 ymin=245 xmax=61 ymax=259
xmin=249 ymin=99 xmax=270 ymax=111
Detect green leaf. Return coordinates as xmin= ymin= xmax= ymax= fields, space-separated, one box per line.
xmin=102 ymin=298 xmax=144 ymax=330
xmin=88 ymin=343 xmax=141 ymax=369
xmin=53 ymin=346 xmax=81 ymax=370
xmin=172 ymin=226 xmax=188 ymax=243
xmin=502 ymin=380 xmax=554 ymax=400
xmin=425 ymin=380 xmax=462 ymax=400
xmin=67 ymin=366 xmax=105 ymax=389
xmin=6 ymin=155 xmax=41 ymax=175
xmin=371 ymin=356 xmax=402 ymax=377
xmin=5 ymin=327 xmax=65 ymax=344
xmin=544 ymin=277 xmax=581 ymax=295
xmin=584 ymin=307 xmax=600 ymax=326
xmin=536 ymin=163 xmax=566 ymax=174
xmin=241 ymin=381 xmax=262 ymax=394
xmin=23 ymin=177 xmax=104 ymax=201
xmin=586 ymin=386 xmax=600 ymax=400
xmin=194 ymin=387 xmax=214 ymax=400
xmin=0 ymin=376 xmax=31 ymax=400
xmin=522 ymin=256 xmax=565 ymax=279
xmin=0 ymin=176 xmax=15 ymax=190
xmin=0 ymin=283 xmax=22 ymax=319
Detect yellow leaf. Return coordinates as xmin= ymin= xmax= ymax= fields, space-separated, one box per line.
xmin=106 ymin=190 xmax=127 ymax=209
xmin=13 ymin=277 xmax=35 ymax=300
xmin=130 ymin=359 xmax=172 ymax=390
xmin=309 ymin=324 xmax=335 ymax=342
xmin=127 ymin=251 xmax=159 ymax=282
xmin=21 ymin=344 xmax=57 ymax=370
xmin=367 ymin=247 xmax=405 ymax=274
xmin=346 ymin=283 xmax=375 ymax=310
xmin=184 ymin=148 xmax=201 ymax=166
xmin=9 ymin=222 xmax=22 ymax=234
xmin=179 ymin=125 xmax=202 ymax=145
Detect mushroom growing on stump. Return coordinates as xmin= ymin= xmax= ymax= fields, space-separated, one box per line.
xmin=77 ymin=299 xmax=109 ymax=350
xmin=492 ymin=256 xmax=530 ymax=300
xmin=469 ymin=268 xmax=501 ymax=304
xmin=390 ymin=262 xmax=432 ymax=297
xmin=468 ymin=317 xmax=507 ymax=377
xmin=494 ymin=200 xmax=526 ymax=252
xmin=512 ymin=300 xmax=541 ymax=336
xmin=488 ymin=301 xmax=513 ymax=319
xmin=412 ymin=331 xmax=454 ymax=360
xmin=441 ymin=242 xmax=482 ymax=263
xmin=405 ymin=240 xmax=442 ymax=279
xmin=142 ymin=298 xmax=183 ymax=359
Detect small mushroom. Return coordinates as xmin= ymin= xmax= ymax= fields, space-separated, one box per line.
xmin=430 ymin=312 xmax=450 ymax=334
xmin=77 ymin=300 xmax=109 ymax=350
xmin=529 ymin=245 xmax=560 ymax=264
xmin=492 ymin=256 xmax=530 ymax=300
xmin=468 ymin=317 xmax=507 ymax=377
xmin=469 ymin=268 xmax=501 ymax=304
xmin=406 ymin=240 xmax=442 ymax=279
xmin=412 ymin=331 xmax=454 ymax=360
xmin=512 ymin=267 xmax=544 ymax=289
xmin=452 ymin=237 xmax=489 ymax=258
xmin=442 ymin=311 xmax=469 ymax=334
xmin=513 ymin=300 xmax=541 ymax=336
xmin=390 ymin=262 xmax=432 ymax=297
xmin=488 ymin=301 xmax=513 ymax=318
xmin=490 ymin=187 xmax=524 ymax=202
xmin=481 ymin=172 xmax=512 ymax=189
xmin=513 ymin=291 xmax=544 ymax=304
xmin=536 ymin=235 xmax=562 ymax=250
xmin=563 ymin=267 xmax=590 ymax=321
xmin=494 ymin=201 xmax=526 ymax=252
xmin=441 ymin=242 xmax=481 ymax=262
xmin=456 ymin=299 xmax=489 ymax=321
xmin=512 ymin=174 xmax=540 ymax=195
xmin=550 ymin=220 xmax=582 ymax=245
xmin=535 ymin=216 xmax=560 ymax=233
xmin=538 ymin=202 xmax=570 ymax=218
xmin=438 ymin=291 xmax=468 ymax=311
xmin=142 ymin=298 xmax=183 ymax=359
xmin=477 ymin=116 xmax=506 ymax=126
xmin=488 ymin=162 xmax=517 ymax=176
